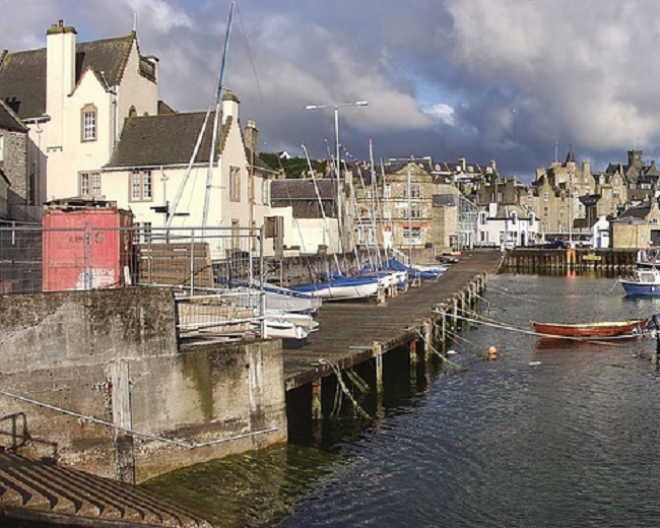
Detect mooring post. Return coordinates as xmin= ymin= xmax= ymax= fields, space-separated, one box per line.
xmin=410 ymin=337 xmax=418 ymax=385
xmin=373 ymin=341 xmax=383 ymax=394
xmin=452 ymin=297 xmax=459 ymax=332
xmin=423 ymin=320 xmax=432 ymax=360
xmin=311 ymin=378 xmax=322 ymax=421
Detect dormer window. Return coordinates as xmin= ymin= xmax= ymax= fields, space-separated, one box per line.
xmin=81 ymin=104 xmax=97 ymax=142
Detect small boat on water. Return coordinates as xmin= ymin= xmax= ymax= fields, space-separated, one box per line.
xmin=619 ymin=268 xmax=660 ymax=296
xmin=531 ymin=318 xmax=650 ymax=338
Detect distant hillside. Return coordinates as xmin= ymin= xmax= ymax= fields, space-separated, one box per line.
xmin=260 ymin=153 xmax=328 ymax=179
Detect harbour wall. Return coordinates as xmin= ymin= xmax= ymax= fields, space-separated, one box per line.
xmin=502 ymin=248 xmax=638 ymax=271
xmin=0 ymin=288 xmax=287 ymax=484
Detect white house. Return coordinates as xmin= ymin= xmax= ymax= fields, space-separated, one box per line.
xmin=0 ymin=20 xmax=158 ymax=205
xmin=592 ymin=215 xmax=610 ymax=248
xmin=0 ymin=20 xmax=293 ymax=258
xmin=477 ymin=203 xmax=540 ymax=248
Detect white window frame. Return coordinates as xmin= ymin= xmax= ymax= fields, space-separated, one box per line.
xmin=81 ymin=105 xmax=97 ymax=142
xmin=130 ymin=170 xmax=153 ymax=202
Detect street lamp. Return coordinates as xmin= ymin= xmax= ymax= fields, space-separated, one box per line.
xmin=568 ymin=166 xmax=574 ymax=248
xmin=305 ymin=101 xmax=368 ymax=257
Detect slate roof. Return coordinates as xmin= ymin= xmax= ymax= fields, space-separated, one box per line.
xmin=105 ymin=111 xmax=225 ymax=169
xmin=271 ymin=179 xmax=336 ymax=218
xmin=0 ymin=98 xmax=27 ymax=132
xmin=0 ymin=34 xmax=135 ymax=119
xmin=617 ymin=203 xmax=651 ymax=220
xmin=271 ymin=179 xmax=336 ymax=200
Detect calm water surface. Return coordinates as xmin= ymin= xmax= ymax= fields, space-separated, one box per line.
xmin=144 ymin=273 xmax=660 ymax=527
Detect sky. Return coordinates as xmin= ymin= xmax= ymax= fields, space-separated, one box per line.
xmin=3 ymin=0 xmax=660 ymax=182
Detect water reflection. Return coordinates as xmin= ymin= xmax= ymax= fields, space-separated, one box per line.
xmin=142 ymin=274 xmax=660 ymax=527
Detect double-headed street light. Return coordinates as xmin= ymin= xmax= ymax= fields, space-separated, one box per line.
xmin=305 ymin=100 xmax=368 ymax=257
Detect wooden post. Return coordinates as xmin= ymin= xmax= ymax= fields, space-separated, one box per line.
xmin=410 ymin=338 xmax=418 ymax=385
xmin=373 ymin=341 xmax=383 ymax=394
xmin=423 ymin=320 xmax=432 ymax=360
xmin=110 ymin=360 xmax=135 ymax=484
xmin=311 ymin=379 xmax=322 ymax=421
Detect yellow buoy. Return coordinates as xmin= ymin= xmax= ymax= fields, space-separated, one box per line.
xmin=488 ymin=346 xmax=498 ymax=360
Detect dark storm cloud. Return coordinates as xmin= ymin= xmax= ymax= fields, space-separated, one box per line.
xmin=4 ymin=0 xmax=660 ymax=181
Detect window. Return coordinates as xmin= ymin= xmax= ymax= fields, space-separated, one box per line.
xmin=130 ymin=170 xmax=153 ymax=201
xmin=79 ymin=172 xmax=102 ymax=197
xmin=543 ymin=192 xmax=549 ymax=202
xmin=230 ymin=166 xmax=241 ymax=202
xmin=403 ymin=226 xmax=421 ymax=243
xmin=407 ymin=205 xmax=422 ymax=219
xmin=404 ymin=184 xmax=422 ymax=199
xmin=81 ymin=104 xmax=97 ymax=142
xmin=384 ymin=184 xmax=392 ymax=199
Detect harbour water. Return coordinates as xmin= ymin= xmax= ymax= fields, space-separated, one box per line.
xmin=144 ymin=272 xmax=660 ymax=527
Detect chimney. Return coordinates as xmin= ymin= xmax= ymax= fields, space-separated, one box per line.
xmin=46 ymin=20 xmax=77 ymax=122
xmin=244 ymin=119 xmax=259 ymax=158
xmin=221 ymin=90 xmax=240 ymax=121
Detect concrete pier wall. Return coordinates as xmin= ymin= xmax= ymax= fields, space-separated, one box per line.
xmin=0 ymin=288 xmax=287 ymax=483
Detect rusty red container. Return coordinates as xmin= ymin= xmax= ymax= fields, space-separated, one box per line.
xmin=42 ymin=200 xmax=134 ymax=291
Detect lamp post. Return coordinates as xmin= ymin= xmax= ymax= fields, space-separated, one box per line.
xmin=305 ymin=101 xmax=368 ymax=258
xmin=568 ymin=166 xmax=574 ymax=248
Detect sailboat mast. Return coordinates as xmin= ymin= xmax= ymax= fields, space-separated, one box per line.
xmin=202 ymin=1 xmax=236 ymax=229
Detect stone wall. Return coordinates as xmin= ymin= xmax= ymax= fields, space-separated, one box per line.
xmin=0 ymin=129 xmax=28 ymax=204
xmin=0 ymin=287 xmax=287 ymax=483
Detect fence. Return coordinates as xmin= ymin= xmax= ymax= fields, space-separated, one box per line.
xmin=0 ymin=224 xmax=266 ymax=339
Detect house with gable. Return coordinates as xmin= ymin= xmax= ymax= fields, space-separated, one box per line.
xmin=103 ymin=91 xmax=280 ymax=256
xmin=0 ymin=20 xmax=287 ymax=258
xmin=0 ymin=20 xmax=159 ymax=205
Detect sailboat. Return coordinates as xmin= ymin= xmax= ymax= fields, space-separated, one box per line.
xmin=287 ymin=145 xmax=381 ymax=301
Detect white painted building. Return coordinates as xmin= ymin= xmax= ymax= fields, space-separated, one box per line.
xmin=477 ymin=203 xmax=540 ymax=248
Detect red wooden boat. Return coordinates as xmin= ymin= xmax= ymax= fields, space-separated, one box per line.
xmin=531 ymin=318 xmax=649 ymax=338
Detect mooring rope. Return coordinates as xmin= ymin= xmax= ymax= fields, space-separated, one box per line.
xmin=320 ymin=359 xmax=371 ymax=420
xmin=0 ymin=388 xmax=278 ymax=448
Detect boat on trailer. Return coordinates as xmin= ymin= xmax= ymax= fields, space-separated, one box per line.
xmin=531 ymin=318 xmax=650 ymax=338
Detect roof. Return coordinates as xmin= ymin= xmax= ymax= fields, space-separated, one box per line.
xmin=271 ymin=179 xmax=336 ymax=200
xmin=0 ymin=34 xmax=135 ymax=120
xmin=0 ymin=98 xmax=27 ymax=132
xmin=105 ymin=111 xmax=226 ymax=169
xmin=618 ymin=203 xmax=651 ymax=220
xmin=271 ymin=179 xmax=336 ymax=219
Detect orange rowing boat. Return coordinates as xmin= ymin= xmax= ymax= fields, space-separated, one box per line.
xmin=531 ymin=318 xmax=649 ymax=338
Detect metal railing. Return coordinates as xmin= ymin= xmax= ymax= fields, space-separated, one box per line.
xmin=0 ymin=224 xmax=265 ymax=339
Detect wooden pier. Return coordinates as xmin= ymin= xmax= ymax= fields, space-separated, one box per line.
xmin=283 ymin=250 xmax=504 ymax=392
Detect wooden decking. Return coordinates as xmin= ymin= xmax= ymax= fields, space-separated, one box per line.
xmin=283 ymin=250 xmax=504 ymax=390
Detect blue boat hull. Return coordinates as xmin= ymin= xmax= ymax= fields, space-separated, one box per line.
xmin=620 ymin=281 xmax=660 ymax=296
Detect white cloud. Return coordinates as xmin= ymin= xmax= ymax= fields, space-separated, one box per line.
xmin=425 ymin=103 xmax=456 ymax=126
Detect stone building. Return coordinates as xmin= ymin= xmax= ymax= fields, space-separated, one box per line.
xmin=0 ymin=99 xmax=28 ymax=219
xmin=605 ymin=149 xmax=659 ymax=205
